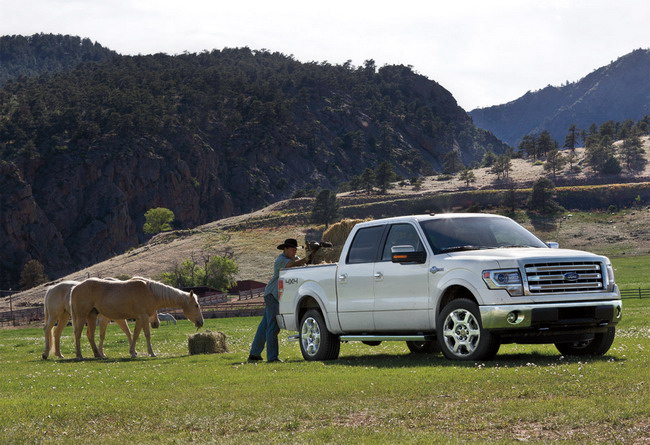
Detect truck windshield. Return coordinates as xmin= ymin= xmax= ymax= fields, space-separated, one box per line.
xmin=419 ymin=216 xmax=547 ymax=254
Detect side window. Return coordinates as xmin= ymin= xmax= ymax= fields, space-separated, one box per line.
xmin=347 ymin=226 xmax=384 ymax=264
xmin=381 ymin=223 xmax=424 ymax=261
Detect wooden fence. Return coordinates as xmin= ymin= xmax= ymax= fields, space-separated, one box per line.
xmin=2 ymin=287 xmax=647 ymax=327
xmin=620 ymin=288 xmax=650 ymax=299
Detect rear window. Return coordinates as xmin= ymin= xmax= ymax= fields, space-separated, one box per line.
xmin=347 ymin=226 xmax=384 ymax=264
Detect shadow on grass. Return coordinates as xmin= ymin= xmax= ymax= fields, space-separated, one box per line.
xmin=322 ymin=351 xmax=623 ymax=369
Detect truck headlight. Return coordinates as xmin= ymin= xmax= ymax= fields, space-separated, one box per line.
xmin=606 ymin=263 xmax=616 ymax=291
xmin=483 ymin=269 xmax=524 ymax=296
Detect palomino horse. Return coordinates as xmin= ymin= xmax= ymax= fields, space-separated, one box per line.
xmin=42 ymin=280 xmax=160 ymax=359
xmin=70 ymin=277 xmax=203 ymax=359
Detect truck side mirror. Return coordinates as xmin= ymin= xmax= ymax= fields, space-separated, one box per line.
xmin=391 ymin=245 xmax=426 ymax=264
xmin=546 ymin=242 xmax=559 ymax=249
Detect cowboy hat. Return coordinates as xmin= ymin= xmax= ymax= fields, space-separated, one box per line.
xmin=277 ymin=238 xmax=299 ymax=250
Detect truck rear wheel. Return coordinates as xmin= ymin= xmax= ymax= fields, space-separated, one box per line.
xmin=299 ymin=309 xmax=340 ymax=361
xmin=437 ymin=298 xmax=500 ymax=361
xmin=555 ymin=327 xmax=616 ymax=356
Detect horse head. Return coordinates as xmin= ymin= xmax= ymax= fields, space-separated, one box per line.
xmin=183 ymin=290 xmax=204 ymax=328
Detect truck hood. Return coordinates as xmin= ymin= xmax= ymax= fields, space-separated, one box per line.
xmin=446 ymin=247 xmax=607 ymax=265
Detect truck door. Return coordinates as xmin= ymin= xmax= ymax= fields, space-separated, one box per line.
xmin=336 ymin=224 xmax=385 ymax=332
xmin=373 ymin=223 xmax=431 ymax=331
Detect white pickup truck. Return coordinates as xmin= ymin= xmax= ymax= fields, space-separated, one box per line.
xmin=277 ymin=214 xmax=622 ymax=361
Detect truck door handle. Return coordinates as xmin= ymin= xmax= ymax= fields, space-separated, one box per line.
xmin=374 ymin=272 xmax=383 ymax=280
xmin=338 ymin=273 xmax=348 ymax=282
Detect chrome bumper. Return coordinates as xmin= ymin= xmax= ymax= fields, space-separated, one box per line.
xmin=480 ymin=300 xmax=622 ymax=330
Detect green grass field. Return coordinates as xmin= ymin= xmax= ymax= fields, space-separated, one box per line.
xmin=1 ymin=260 xmax=649 ymax=444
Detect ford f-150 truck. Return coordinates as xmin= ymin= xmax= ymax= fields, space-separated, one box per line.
xmin=277 ymin=214 xmax=622 ymax=361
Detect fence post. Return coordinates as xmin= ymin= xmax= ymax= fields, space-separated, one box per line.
xmin=640 ymin=288 xmax=642 ymax=299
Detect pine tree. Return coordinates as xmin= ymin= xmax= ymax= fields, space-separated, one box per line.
xmin=375 ymin=161 xmax=396 ymax=194
xmin=544 ymin=149 xmax=567 ymax=177
xmin=620 ymin=134 xmax=647 ymax=173
xmin=310 ymin=189 xmax=340 ymax=228
xmin=537 ymin=131 xmax=557 ymax=158
xmin=19 ymin=259 xmax=49 ymax=290
xmin=459 ymin=169 xmax=477 ymax=187
xmin=564 ymin=124 xmax=578 ymax=151
xmin=360 ymin=168 xmax=376 ymax=195
xmin=528 ymin=177 xmax=560 ymax=214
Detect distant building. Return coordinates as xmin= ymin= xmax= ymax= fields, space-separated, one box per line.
xmin=229 ymin=280 xmax=266 ymax=294
xmin=180 ymin=286 xmax=222 ymax=298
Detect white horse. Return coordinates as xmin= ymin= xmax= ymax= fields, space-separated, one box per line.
xmin=42 ymin=279 xmax=160 ymax=360
xmin=70 ymin=277 xmax=203 ymax=359
xmin=158 ymin=312 xmax=177 ymax=325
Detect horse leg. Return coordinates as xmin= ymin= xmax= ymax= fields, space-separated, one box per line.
xmin=97 ymin=315 xmax=110 ymax=359
xmin=130 ymin=319 xmax=143 ymax=358
xmin=142 ymin=317 xmax=156 ymax=357
xmin=85 ymin=312 xmax=102 ymax=358
xmin=42 ymin=313 xmax=56 ymax=360
xmin=52 ymin=313 xmax=70 ymax=359
xmin=72 ymin=314 xmax=85 ymax=360
xmin=114 ymin=319 xmax=133 ymax=356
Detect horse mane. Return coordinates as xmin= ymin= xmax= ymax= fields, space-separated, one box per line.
xmin=140 ymin=278 xmax=193 ymax=306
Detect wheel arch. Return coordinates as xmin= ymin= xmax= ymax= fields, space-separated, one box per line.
xmin=436 ymin=284 xmax=479 ymax=318
xmin=295 ymin=295 xmax=326 ymax=331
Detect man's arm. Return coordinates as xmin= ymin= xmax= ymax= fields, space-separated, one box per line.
xmin=286 ymin=253 xmax=310 ymax=268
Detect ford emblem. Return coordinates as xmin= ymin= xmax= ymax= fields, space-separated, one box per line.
xmin=564 ymin=272 xmax=580 ymax=281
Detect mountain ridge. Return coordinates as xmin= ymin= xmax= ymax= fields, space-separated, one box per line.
xmin=470 ymin=48 xmax=650 ymax=145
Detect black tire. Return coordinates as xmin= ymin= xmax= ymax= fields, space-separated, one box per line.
xmin=436 ymin=298 xmax=500 ymax=361
xmin=406 ymin=340 xmax=439 ymax=354
xmin=299 ymin=309 xmax=340 ymax=361
xmin=555 ymin=327 xmax=616 ymax=356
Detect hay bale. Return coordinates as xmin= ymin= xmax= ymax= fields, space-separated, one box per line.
xmin=188 ymin=330 xmax=229 ymax=355
xmin=309 ymin=219 xmax=370 ymax=264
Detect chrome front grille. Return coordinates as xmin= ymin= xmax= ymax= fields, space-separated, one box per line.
xmin=525 ymin=262 xmax=604 ymax=294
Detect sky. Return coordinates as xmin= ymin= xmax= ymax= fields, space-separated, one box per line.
xmin=2 ymin=0 xmax=650 ymax=110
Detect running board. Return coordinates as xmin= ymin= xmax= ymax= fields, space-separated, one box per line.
xmin=288 ymin=334 xmax=435 ymax=342
xmin=339 ymin=334 xmax=435 ymax=342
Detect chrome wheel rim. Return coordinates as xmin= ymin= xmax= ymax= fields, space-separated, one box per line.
xmin=301 ymin=317 xmax=321 ymax=356
xmin=442 ymin=308 xmax=481 ymax=357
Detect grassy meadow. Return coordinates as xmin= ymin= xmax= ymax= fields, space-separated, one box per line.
xmin=1 ymin=259 xmax=649 ymax=444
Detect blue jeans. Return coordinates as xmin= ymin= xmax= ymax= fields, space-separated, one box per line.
xmin=250 ymin=294 xmax=280 ymax=361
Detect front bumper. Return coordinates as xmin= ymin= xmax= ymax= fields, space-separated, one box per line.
xmin=480 ymin=300 xmax=622 ymax=330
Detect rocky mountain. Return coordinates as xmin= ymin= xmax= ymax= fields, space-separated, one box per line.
xmin=470 ymin=48 xmax=650 ymax=146
xmin=0 ymin=36 xmax=507 ymax=290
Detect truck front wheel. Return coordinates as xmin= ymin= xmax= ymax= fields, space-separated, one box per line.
xmin=299 ymin=309 xmax=340 ymax=361
xmin=555 ymin=327 xmax=616 ymax=356
xmin=437 ymin=299 xmax=500 ymax=361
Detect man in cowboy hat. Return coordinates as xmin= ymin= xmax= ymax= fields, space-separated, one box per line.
xmin=248 ymin=238 xmax=310 ymax=362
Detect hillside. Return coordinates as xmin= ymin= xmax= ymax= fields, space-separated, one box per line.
xmin=0 ymin=36 xmax=508 ymax=291
xmin=0 ymin=34 xmax=116 ymax=86
xmin=470 ymin=48 xmax=650 ymax=146
xmin=6 ymin=139 xmax=650 ymax=311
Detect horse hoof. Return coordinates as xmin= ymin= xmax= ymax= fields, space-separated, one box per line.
xmin=42 ymin=354 xmax=48 ymax=360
